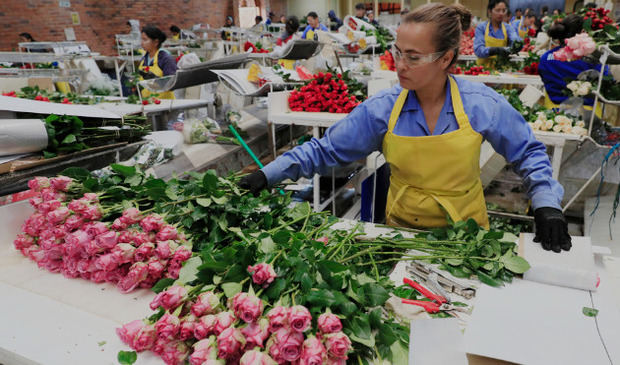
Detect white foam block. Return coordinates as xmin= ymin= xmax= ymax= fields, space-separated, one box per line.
xmin=521 ymin=233 xmax=598 ymax=291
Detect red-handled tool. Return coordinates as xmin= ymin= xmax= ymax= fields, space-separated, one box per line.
xmin=401 ymin=278 xmax=450 ymax=314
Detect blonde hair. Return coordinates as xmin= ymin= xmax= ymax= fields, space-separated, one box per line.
xmin=402 ymin=3 xmax=472 ymax=67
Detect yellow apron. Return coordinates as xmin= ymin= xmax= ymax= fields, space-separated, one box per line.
xmin=383 ymin=77 xmax=489 ymax=229
xmin=517 ymin=18 xmax=527 ymax=39
xmin=305 ymin=28 xmax=316 ymax=41
xmin=476 ymin=22 xmax=508 ymax=68
xmin=138 ymin=49 xmax=175 ymax=99
xmin=172 ymin=34 xmax=180 ymax=40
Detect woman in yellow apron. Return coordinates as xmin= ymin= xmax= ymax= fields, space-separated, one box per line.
xmin=138 ymin=26 xmax=177 ymax=99
xmin=511 ymin=11 xmax=536 ymax=39
xmin=241 ymin=3 xmax=571 ymax=253
xmin=474 ymin=0 xmax=521 ymax=68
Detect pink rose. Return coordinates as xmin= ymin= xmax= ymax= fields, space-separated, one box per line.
xmin=117 ymin=262 xmax=149 ymax=293
xmin=316 ymin=236 xmax=329 ymax=245
xmin=63 ymin=215 xmax=84 ymax=231
xmin=64 ymin=230 xmax=90 ymax=253
xmin=116 ymin=319 xmax=144 ymax=346
xmin=121 ymin=207 xmax=142 ymax=225
xmin=194 ymin=314 xmax=217 ymax=339
xmin=82 ymin=193 xmax=99 ymax=202
xmin=155 ymin=313 xmax=181 ymax=340
xmin=81 ymin=205 xmax=102 ymax=221
xmin=132 ymin=324 xmax=157 ymax=352
xmin=117 ymin=230 xmax=133 ymax=243
xmin=326 ymin=358 xmax=347 ymax=365
xmin=299 ymin=336 xmax=327 ymax=365
xmin=140 ymin=214 xmax=164 ymax=232
xmin=155 ymin=240 xmax=177 ymax=259
xmin=179 ymin=315 xmax=196 ymax=340
xmin=214 ymin=311 xmax=235 ymax=335
xmin=50 ymin=176 xmax=73 ymax=192
xmin=156 ymin=225 xmax=178 ymax=241
xmin=133 ymin=232 xmax=151 ymax=245
xmin=160 ymin=341 xmax=189 ymax=365
xmin=67 ymin=199 xmax=87 ymax=214
xmin=111 ymin=243 xmax=135 ymax=263
xmin=231 ymin=292 xmax=264 ymax=324
xmin=241 ymin=318 xmax=270 ymax=349
xmin=84 ymin=221 xmax=107 ymax=237
xmin=172 ymin=246 xmax=192 ymax=263
xmin=147 ymin=257 xmax=167 ymax=278
xmin=28 ymin=176 xmax=50 ymax=192
xmin=324 ymin=332 xmax=352 ymax=360
xmin=29 ymin=196 xmax=43 ymax=208
xmin=95 ymin=231 xmax=118 ymax=250
xmin=39 ymin=199 xmax=61 ymax=213
xmin=165 ymin=262 xmax=182 ymax=279
xmin=267 ymin=328 xmax=304 ymax=363
xmin=111 ymin=218 xmax=127 ymax=231
xmin=288 ymin=305 xmax=312 ymax=333
xmin=247 ymin=263 xmax=277 ymax=288
xmin=91 ymin=269 xmax=108 ymax=283
xmin=267 ymin=306 xmax=289 ymax=333
xmin=318 ymin=312 xmax=342 ymax=334
xmin=14 ymin=234 xmax=35 ymax=250
xmin=95 ymin=252 xmax=121 ymax=272
xmin=191 ymin=291 xmax=221 ymax=317
xmin=149 ymin=285 xmax=187 ymax=310
xmin=240 ymin=349 xmax=277 ymax=365
xmin=40 ymin=188 xmax=61 ymax=202
xmin=134 ymin=241 xmax=155 ymax=262
xmin=189 ymin=337 xmax=218 ymax=365
xmin=217 ymin=327 xmax=246 ymax=360
xmin=47 ymin=207 xmax=71 ymax=225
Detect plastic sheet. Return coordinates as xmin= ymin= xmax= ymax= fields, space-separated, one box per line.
xmin=0 ymin=119 xmax=48 ymax=156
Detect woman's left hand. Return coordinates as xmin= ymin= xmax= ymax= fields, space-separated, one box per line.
xmin=533 ymin=207 xmax=572 ymax=253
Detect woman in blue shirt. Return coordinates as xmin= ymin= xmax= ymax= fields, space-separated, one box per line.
xmin=511 ymin=11 xmax=536 ymax=39
xmin=241 ymin=3 xmax=571 ymax=253
xmin=538 ymin=14 xmax=608 ymax=107
xmin=474 ymin=0 xmax=521 ymax=66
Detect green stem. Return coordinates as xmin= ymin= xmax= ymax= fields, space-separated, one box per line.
xmin=369 ymin=252 xmax=380 ymax=282
xmin=269 ymin=250 xmax=284 ymax=265
xmin=326 ymin=222 xmax=361 ymax=260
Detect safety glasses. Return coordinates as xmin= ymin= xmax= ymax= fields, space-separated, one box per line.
xmin=391 ymin=46 xmax=445 ymax=68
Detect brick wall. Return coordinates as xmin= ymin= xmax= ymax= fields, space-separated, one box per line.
xmin=0 ymin=0 xmax=287 ymax=56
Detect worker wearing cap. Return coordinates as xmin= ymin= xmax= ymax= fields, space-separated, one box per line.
xmin=240 ymin=3 xmax=571 ymax=253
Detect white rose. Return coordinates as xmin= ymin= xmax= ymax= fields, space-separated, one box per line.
xmin=567 ymin=81 xmax=579 ymax=93
xmin=554 ymin=115 xmax=571 ymax=126
xmin=533 ymin=119 xmax=544 ymax=130
xmin=537 ymin=111 xmax=547 ymax=121
xmin=576 ymin=120 xmax=585 ymax=128
xmin=576 ymin=83 xmax=591 ymax=96
xmin=542 ymin=120 xmax=553 ymax=131
xmin=562 ymin=125 xmax=573 ymax=134
xmin=553 ymin=124 xmax=564 ymax=133
xmin=572 ymin=126 xmax=588 ymax=136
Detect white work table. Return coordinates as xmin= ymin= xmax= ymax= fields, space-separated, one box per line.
xmin=1 ymin=204 xmax=619 ymax=364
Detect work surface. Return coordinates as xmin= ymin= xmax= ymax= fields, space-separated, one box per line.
xmin=1 ymin=203 xmax=619 ymax=364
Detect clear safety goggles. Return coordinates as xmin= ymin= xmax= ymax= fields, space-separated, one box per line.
xmin=391 ymin=47 xmax=445 ymax=68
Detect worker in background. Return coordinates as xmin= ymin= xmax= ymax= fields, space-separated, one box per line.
xmin=541 ymin=6 xmax=549 ymax=23
xmin=503 ymin=10 xmax=512 ymax=24
xmin=511 ymin=11 xmax=536 ymax=39
xmin=277 ymin=16 xmax=300 ymax=46
xmin=138 ymin=25 xmax=176 ymax=99
xmin=302 ymin=12 xmax=328 ymax=40
xmin=250 ymin=16 xmax=265 ymax=32
xmin=170 ymin=25 xmax=195 ymax=40
xmin=18 ymin=32 xmax=47 ymax=52
xmin=221 ymin=16 xmax=234 ymax=40
xmin=240 ymin=3 xmax=571 ymax=254
xmin=474 ymin=0 xmax=521 ymax=67
xmin=511 ymin=8 xmax=522 ymax=22
xmin=367 ymin=10 xmax=379 ymax=26
xmin=280 ymin=15 xmax=287 ymax=24
xmin=265 ymin=12 xmax=275 ymax=25
xmin=538 ymin=14 xmax=609 ymax=109
xmin=328 ymin=10 xmax=343 ymax=31
xmin=354 ymin=3 xmax=368 ymax=21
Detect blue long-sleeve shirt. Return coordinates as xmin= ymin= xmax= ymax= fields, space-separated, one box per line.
xmin=301 ymin=23 xmax=328 ymax=39
xmin=141 ymin=49 xmax=177 ymax=76
xmin=474 ymin=20 xmax=521 ymax=58
xmin=510 ymin=18 xmax=526 ymax=35
xmin=539 ymin=46 xmax=609 ymax=105
xmin=262 ymin=77 xmax=564 ymax=210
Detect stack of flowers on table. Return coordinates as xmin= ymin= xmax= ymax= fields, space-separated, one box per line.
xmin=528 ymin=111 xmax=588 ymax=135
xmin=14 ymin=176 xmax=192 ymax=293
xmin=552 ymin=33 xmax=597 ymax=61
xmin=117 ymin=267 xmax=353 ymax=365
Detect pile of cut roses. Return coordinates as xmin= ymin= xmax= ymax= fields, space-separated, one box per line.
xmin=14 ymin=176 xmax=192 ymax=293
xmin=288 ymin=72 xmax=361 ymax=113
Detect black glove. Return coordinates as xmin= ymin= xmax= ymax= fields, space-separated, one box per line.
xmin=488 ymin=47 xmax=510 ymax=57
xmin=534 ymin=207 xmax=572 ymax=253
xmin=238 ymin=170 xmax=268 ymax=196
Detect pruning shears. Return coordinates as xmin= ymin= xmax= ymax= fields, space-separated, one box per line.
xmin=400 ymin=278 xmax=467 ymax=314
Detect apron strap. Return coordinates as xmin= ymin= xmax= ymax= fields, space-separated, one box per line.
xmin=501 ymin=22 xmax=507 ymax=40
xmin=485 ymin=21 xmax=490 ymax=38
xmin=448 ymin=77 xmax=471 ymax=130
xmin=387 ymin=89 xmax=409 ymax=133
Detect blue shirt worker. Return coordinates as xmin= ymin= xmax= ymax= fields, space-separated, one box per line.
xmin=240 ymin=3 xmax=572 ymax=254
xmin=474 ymin=0 xmax=521 ymax=66
xmin=302 ymin=12 xmax=328 ymax=40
